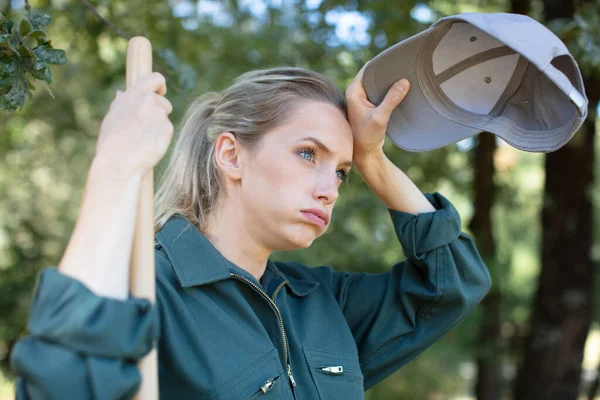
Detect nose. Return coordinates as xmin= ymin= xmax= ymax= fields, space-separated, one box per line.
xmin=313 ymin=170 xmax=339 ymax=205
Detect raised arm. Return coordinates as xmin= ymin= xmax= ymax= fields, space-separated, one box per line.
xmin=11 ymin=73 xmax=173 ymax=399
xmin=315 ymin=192 xmax=491 ymax=389
xmin=59 ymin=73 xmax=173 ymax=299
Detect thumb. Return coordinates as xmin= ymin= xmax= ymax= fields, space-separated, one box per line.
xmin=373 ymin=79 xmax=410 ymax=124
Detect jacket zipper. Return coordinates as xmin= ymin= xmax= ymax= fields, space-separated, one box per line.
xmin=229 ymin=273 xmax=297 ymax=388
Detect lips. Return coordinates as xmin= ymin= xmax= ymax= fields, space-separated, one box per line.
xmin=301 ymin=209 xmax=330 ymax=226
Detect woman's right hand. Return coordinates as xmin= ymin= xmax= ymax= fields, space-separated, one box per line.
xmin=94 ymin=72 xmax=174 ymax=178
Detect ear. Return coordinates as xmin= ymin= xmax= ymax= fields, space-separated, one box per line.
xmin=214 ymin=132 xmax=243 ymax=181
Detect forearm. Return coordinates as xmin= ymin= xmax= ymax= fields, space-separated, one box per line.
xmin=58 ymin=157 xmax=143 ymax=300
xmin=354 ymin=151 xmax=436 ymax=215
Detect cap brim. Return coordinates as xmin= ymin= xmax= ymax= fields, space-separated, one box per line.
xmin=363 ymin=27 xmax=481 ymax=152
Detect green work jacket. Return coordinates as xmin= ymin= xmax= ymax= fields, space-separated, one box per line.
xmin=11 ymin=192 xmax=492 ymax=399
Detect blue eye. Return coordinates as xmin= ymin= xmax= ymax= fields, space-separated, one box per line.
xmin=298 ymin=147 xmax=316 ymax=163
xmin=300 ymin=151 xmax=313 ymax=162
xmin=298 ymin=146 xmax=349 ymax=182
xmin=336 ymin=170 xmax=349 ymax=182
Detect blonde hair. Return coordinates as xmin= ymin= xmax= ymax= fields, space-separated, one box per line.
xmin=153 ymin=66 xmax=347 ymax=233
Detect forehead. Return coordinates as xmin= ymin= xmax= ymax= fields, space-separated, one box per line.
xmin=274 ymin=100 xmax=354 ymax=155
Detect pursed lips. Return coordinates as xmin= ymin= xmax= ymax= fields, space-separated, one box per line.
xmin=300 ymin=209 xmax=330 ymax=227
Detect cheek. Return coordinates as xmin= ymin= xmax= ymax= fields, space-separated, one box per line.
xmin=246 ymin=154 xmax=304 ymax=208
xmin=263 ymin=152 xmax=311 ymax=191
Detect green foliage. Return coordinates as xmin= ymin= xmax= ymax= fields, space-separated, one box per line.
xmin=156 ymin=48 xmax=197 ymax=92
xmin=546 ymin=2 xmax=600 ymax=78
xmin=0 ymin=12 xmax=66 ymax=113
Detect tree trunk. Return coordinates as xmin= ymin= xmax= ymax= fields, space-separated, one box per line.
xmin=471 ymin=132 xmax=500 ymax=400
xmin=589 ymin=360 xmax=600 ymax=400
xmin=472 ymin=2 xmax=530 ymax=399
xmin=512 ymin=2 xmax=597 ymax=397
xmin=513 ymin=110 xmax=595 ymax=400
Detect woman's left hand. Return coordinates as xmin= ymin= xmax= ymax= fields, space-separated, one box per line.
xmin=345 ymin=63 xmax=410 ymax=163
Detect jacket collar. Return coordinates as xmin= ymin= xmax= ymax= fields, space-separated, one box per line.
xmin=155 ymin=214 xmax=319 ymax=297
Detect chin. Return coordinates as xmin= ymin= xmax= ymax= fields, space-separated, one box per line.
xmin=276 ymin=224 xmax=320 ymax=250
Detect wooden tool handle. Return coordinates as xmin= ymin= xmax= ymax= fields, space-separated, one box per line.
xmin=126 ymin=36 xmax=158 ymax=400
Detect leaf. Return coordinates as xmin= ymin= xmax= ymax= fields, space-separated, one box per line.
xmin=28 ymin=14 xmax=51 ymax=30
xmin=0 ymin=12 xmax=66 ymax=111
xmin=0 ymin=13 xmax=7 ymax=32
xmin=0 ymin=59 xmax=17 ymax=74
xmin=23 ymin=30 xmax=47 ymax=42
xmin=0 ymin=75 xmax=12 ymax=88
xmin=0 ymin=76 xmax=27 ymax=111
xmin=18 ymin=19 xmax=33 ymax=38
xmin=44 ymin=65 xmax=52 ymax=84
xmin=30 ymin=62 xmax=48 ymax=82
xmin=33 ymin=45 xmax=67 ymax=64
xmin=18 ymin=43 xmax=35 ymax=58
xmin=0 ymin=33 xmax=11 ymax=45
xmin=26 ymin=77 xmax=35 ymax=92
xmin=22 ymin=35 xmax=37 ymax=49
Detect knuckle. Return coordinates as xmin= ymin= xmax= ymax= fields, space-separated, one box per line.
xmin=371 ymin=112 xmax=388 ymax=128
xmin=141 ymin=93 xmax=154 ymax=106
xmin=387 ymin=91 xmax=400 ymax=103
xmin=125 ymin=89 xmax=138 ymax=99
xmin=345 ymin=85 xmax=354 ymax=99
xmin=154 ymin=73 xmax=166 ymax=86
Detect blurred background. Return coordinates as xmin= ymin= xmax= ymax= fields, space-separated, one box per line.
xmin=0 ymin=0 xmax=599 ymax=399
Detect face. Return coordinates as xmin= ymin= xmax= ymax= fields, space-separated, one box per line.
xmin=240 ymin=100 xmax=354 ymax=251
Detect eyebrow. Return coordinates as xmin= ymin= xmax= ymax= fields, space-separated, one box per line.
xmin=298 ymin=136 xmax=353 ymax=168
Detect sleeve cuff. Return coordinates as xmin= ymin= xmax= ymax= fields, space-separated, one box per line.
xmin=388 ymin=192 xmax=462 ymax=259
xmin=12 ymin=337 xmax=141 ymax=400
xmin=27 ymin=268 xmax=160 ymax=361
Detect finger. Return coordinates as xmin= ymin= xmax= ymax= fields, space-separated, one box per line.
xmin=355 ymin=62 xmax=369 ymax=82
xmin=345 ymin=61 xmax=371 ymax=102
xmin=132 ymin=72 xmax=167 ymax=96
xmin=109 ymin=90 xmax=124 ymax=109
xmin=156 ymin=119 xmax=175 ymax=147
xmin=372 ymin=79 xmax=410 ymax=123
xmin=152 ymin=93 xmax=173 ymax=115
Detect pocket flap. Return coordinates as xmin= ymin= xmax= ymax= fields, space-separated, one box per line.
xmin=303 ymin=347 xmax=364 ymax=400
xmin=303 ymin=347 xmax=363 ymax=376
xmin=211 ymin=349 xmax=287 ymax=399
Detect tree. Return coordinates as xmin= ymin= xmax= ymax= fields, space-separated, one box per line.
xmin=512 ymin=0 xmax=600 ymax=398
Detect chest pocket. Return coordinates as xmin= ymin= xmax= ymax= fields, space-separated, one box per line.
xmin=303 ymin=347 xmax=365 ymax=400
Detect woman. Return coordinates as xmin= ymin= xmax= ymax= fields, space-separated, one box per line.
xmin=11 ymin=65 xmax=491 ymax=399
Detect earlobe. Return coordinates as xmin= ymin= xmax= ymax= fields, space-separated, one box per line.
xmin=214 ymin=132 xmax=242 ymax=180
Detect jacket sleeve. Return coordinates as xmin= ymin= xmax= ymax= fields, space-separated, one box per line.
xmin=325 ymin=192 xmax=491 ymax=390
xmin=10 ymin=267 xmax=160 ymax=400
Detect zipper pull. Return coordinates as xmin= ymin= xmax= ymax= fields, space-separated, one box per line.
xmin=260 ymin=378 xmax=275 ymax=393
xmin=287 ymin=364 xmax=297 ymax=387
xmin=319 ymin=365 xmax=344 ymax=374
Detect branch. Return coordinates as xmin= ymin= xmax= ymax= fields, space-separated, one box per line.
xmin=77 ymin=0 xmax=131 ymax=40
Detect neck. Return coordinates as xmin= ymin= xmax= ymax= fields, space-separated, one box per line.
xmin=203 ymin=197 xmax=271 ymax=283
